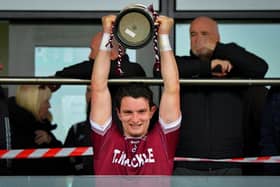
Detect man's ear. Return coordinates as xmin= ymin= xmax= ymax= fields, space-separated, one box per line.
xmin=116 ymin=107 xmax=121 ymax=118
xmin=150 ymin=105 xmax=157 ymax=116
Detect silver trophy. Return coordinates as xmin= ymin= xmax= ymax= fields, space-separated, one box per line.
xmin=113 ymin=4 xmax=155 ymax=49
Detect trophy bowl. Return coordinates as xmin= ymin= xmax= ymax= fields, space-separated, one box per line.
xmin=114 ymin=4 xmax=154 ymax=49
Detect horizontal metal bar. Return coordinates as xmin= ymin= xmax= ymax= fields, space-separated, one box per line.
xmin=1 ymin=77 xmax=280 ymax=86
xmin=0 ymin=77 xmax=90 ymax=85
xmin=0 ymin=77 xmax=279 ymax=85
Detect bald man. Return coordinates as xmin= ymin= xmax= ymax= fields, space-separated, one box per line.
xmin=173 ymin=16 xmax=268 ymax=175
xmin=190 ymin=16 xmax=220 ymax=61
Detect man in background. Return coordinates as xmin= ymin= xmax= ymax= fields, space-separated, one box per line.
xmin=174 ymin=16 xmax=268 ymax=175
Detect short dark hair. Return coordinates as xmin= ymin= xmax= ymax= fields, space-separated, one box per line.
xmin=114 ymin=83 xmax=154 ymax=110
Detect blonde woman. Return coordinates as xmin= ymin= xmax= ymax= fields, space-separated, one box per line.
xmin=8 ymin=85 xmax=68 ymax=175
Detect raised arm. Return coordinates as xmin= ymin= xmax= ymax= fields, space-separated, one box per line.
xmin=157 ymin=16 xmax=181 ymax=124
xmin=90 ymin=15 xmax=116 ymax=126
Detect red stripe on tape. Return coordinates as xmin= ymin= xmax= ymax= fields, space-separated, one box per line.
xmin=69 ymin=147 xmax=90 ymax=157
xmin=257 ymin=156 xmax=271 ymax=161
xmin=42 ymin=148 xmax=61 ymax=158
xmin=15 ymin=149 xmax=36 ymax=159
xmin=231 ymin=157 xmax=245 ymax=161
xmin=0 ymin=150 xmax=9 ymax=157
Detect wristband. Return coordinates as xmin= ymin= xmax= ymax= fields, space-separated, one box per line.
xmin=159 ymin=34 xmax=172 ymax=51
xmin=99 ymin=33 xmax=112 ymax=51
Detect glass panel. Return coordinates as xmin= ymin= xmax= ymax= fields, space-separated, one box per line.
xmin=175 ymin=23 xmax=280 ymax=78
xmin=35 ymin=47 xmax=90 ymax=142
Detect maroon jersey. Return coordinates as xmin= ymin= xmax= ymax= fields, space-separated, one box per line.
xmin=91 ymin=119 xmax=180 ymax=175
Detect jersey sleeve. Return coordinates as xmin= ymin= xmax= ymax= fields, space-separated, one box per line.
xmin=159 ymin=114 xmax=182 ymax=134
xmin=158 ymin=115 xmax=181 ymax=159
xmin=90 ymin=117 xmax=112 ymax=136
xmin=90 ymin=117 xmax=112 ymax=158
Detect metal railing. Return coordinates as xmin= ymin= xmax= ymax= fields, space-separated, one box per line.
xmin=1 ymin=77 xmax=280 ymax=86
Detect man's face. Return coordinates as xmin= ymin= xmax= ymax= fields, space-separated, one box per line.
xmin=189 ymin=18 xmax=219 ymax=59
xmin=117 ymin=96 xmax=156 ymax=138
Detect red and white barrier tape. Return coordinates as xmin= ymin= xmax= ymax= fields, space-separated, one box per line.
xmin=174 ymin=156 xmax=280 ymax=163
xmin=1 ymin=147 xmax=280 ymax=163
xmin=0 ymin=147 xmax=93 ymax=159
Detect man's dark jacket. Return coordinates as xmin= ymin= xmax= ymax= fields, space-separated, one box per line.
xmin=55 ymin=54 xmax=147 ymax=98
xmin=174 ymin=42 xmax=268 ymax=170
xmin=260 ymin=86 xmax=280 ymax=175
xmin=55 ymin=54 xmax=146 ymax=79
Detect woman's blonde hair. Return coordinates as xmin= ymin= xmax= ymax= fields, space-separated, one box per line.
xmin=15 ymin=85 xmax=52 ymax=121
